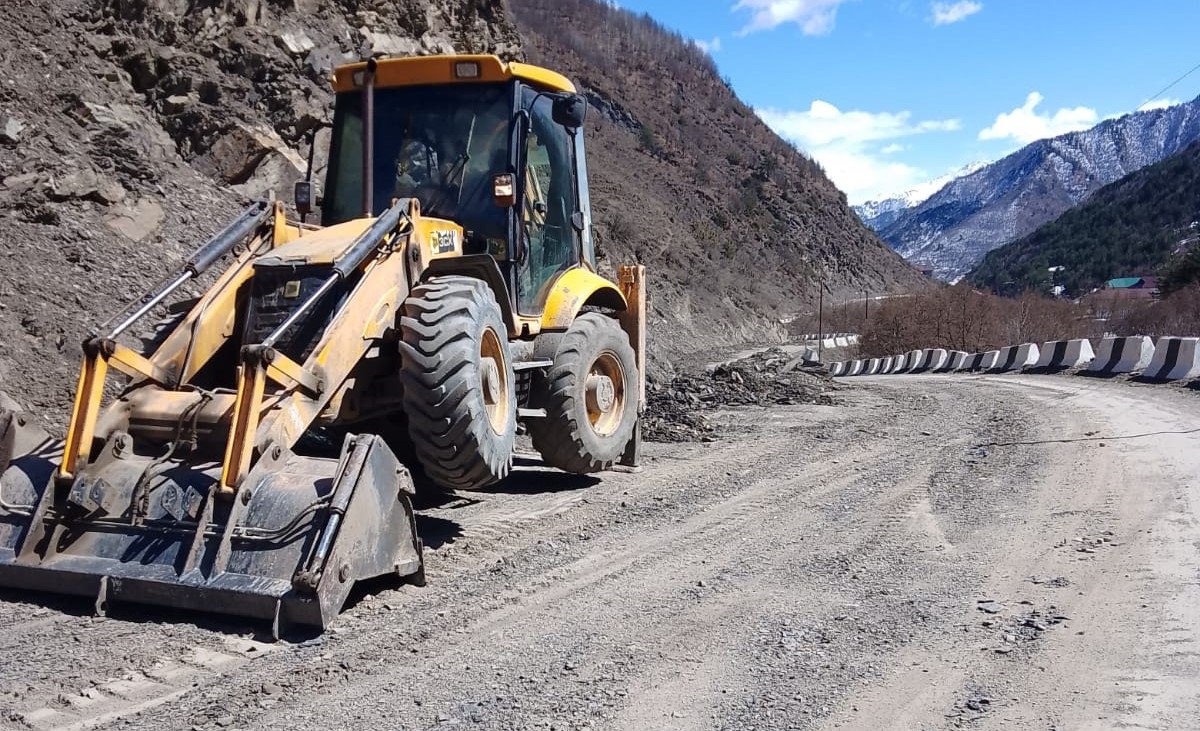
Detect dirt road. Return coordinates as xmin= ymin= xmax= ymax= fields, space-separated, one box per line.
xmin=1 ymin=375 xmax=1197 ymax=730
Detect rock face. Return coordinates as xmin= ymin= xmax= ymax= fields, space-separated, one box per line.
xmin=880 ymin=97 xmax=1200 ymax=281
xmin=0 ymin=0 xmax=522 ymax=425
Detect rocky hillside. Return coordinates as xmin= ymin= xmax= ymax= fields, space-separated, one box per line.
xmin=968 ymin=140 xmax=1200 ymax=296
xmin=879 ymin=97 xmax=1200 ymax=281
xmin=0 ymin=0 xmax=521 ymax=420
xmin=510 ymin=0 xmax=925 ymax=368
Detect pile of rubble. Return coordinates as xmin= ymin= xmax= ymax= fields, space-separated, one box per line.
xmin=644 ymin=348 xmax=837 ymax=442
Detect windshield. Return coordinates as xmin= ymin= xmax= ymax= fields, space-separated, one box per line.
xmin=322 ymin=83 xmax=512 ymax=243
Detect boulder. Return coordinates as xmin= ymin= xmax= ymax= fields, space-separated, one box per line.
xmin=361 ymin=29 xmax=421 ymax=57
xmin=106 ymin=198 xmax=164 ymax=242
xmin=207 ymin=123 xmax=293 ymax=184
xmin=1 ymin=117 xmax=24 ymax=144
xmin=276 ymin=30 xmax=315 ymax=56
xmin=47 ymin=169 xmax=126 ymax=205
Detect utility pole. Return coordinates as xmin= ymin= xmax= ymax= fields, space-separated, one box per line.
xmin=864 ymin=292 xmax=869 ymax=322
xmin=817 ymin=282 xmax=824 ymax=361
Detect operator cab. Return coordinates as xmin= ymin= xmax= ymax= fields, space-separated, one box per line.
xmin=320 ymin=55 xmax=595 ymax=318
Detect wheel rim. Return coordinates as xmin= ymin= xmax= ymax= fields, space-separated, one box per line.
xmin=585 ymin=351 xmax=626 ymax=437
xmin=479 ymin=327 xmax=510 ymax=435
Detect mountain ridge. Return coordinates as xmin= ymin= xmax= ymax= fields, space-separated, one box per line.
xmin=967 ymin=139 xmax=1200 ymax=295
xmin=877 ymin=96 xmax=1200 ymax=280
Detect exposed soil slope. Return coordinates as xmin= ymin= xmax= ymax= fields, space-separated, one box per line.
xmin=0 ymin=0 xmax=520 ymax=422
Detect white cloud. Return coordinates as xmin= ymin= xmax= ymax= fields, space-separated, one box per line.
xmin=978 ymin=92 xmax=1099 ymax=144
xmin=1138 ymin=97 xmax=1182 ymax=112
xmin=693 ymin=36 xmax=722 ymax=54
xmin=733 ymin=0 xmax=850 ymax=36
xmin=757 ymin=100 xmax=961 ymax=203
xmin=930 ymin=1 xmax=982 ymax=25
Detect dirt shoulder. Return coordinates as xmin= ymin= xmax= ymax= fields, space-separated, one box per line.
xmin=1 ymin=374 xmax=1197 ymax=730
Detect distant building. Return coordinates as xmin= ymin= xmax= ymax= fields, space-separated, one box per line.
xmin=1088 ymin=275 xmax=1160 ymax=304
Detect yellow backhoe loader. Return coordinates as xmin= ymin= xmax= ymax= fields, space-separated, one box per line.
xmin=0 ymin=55 xmax=645 ymax=635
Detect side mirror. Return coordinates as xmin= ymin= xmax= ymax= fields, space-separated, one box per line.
xmin=492 ymin=173 xmax=516 ymax=208
xmin=552 ymin=93 xmax=587 ymax=130
xmin=294 ymin=180 xmax=314 ymax=218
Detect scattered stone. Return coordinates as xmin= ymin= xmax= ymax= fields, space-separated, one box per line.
xmin=277 ymin=30 xmax=316 ymax=56
xmin=645 ymin=347 xmax=836 ymax=442
xmin=1 ymin=116 xmax=24 ymax=144
xmin=106 ymin=198 xmax=164 ymax=241
xmin=976 ymin=599 xmax=1002 ymax=614
xmin=162 ymin=93 xmax=199 ymax=115
xmin=47 ymin=169 xmax=125 ymax=205
xmin=361 ymin=29 xmax=421 ymax=57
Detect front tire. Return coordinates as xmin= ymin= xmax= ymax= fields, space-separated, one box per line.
xmin=399 ymin=276 xmax=516 ymax=490
xmin=529 ymin=313 xmax=639 ymax=473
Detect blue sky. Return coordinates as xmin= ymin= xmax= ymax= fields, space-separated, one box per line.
xmin=612 ymin=0 xmax=1200 ymax=204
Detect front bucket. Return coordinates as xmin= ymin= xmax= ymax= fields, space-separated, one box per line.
xmin=0 ymin=413 xmax=422 ymax=636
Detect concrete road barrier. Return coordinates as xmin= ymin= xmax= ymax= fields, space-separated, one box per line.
xmin=1085 ymin=336 xmax=1154 ymax=375
xmin=912 ymin=348 xmax=949 ymax=373
xmin=937 ymin=350 xmax=968 ymax=373
xmin=888 ymin=355 xmax=906 ymax=373
xmin=989 ymin=343 xmax=1040 ymax=372
xmin=979 ymin=350 xmax=1001 ymax=370
xmin=963 ymin=352 xmax=985 ymax=371
xmin=846 ymin=359 xmax=864 ymax=376
xmin=899 ymin=349 xmax=922 ymax=373
xmin=829 ymin=361 xmax=845 ymax=376
xmin=1142 ymin=337 xmax=1200 ymax=380
xmin=1035 ymin=339 xmax=1095 ymax=370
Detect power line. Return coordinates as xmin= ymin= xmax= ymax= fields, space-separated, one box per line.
xmin=1137 ymin=59 xmax=1200 ymax=111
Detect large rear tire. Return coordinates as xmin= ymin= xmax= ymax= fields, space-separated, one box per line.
xmin=399 ymin=276 xmax=516 ymax=490
xmin=529 ymin=313 xmax=639 ymax=474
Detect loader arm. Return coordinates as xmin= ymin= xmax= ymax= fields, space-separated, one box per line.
xmin=219 ymin=202 xmax=415 ymax=491
xmin=59 ymin=201 xmax=276 ymax=480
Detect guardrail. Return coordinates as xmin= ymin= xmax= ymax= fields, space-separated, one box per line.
xmin=826 ymin=336 xmax=1200 ymax=383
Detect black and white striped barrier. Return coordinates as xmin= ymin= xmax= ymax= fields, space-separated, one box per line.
xmin=1142 ymin=337 xmax=1200 ymax=380
xmin=911 ymin=348 xmax=949 ymax=373
xmin=977 ymin=350 xmax=1001 ymax=370
xmin=988 ymin=343 xmax=1040 ymax=372
xmin=1085 ymin=336 xmax=1154 ymax=375
xmin=936 ymin=351 xmax=968 ymax=373
xmin=898 ymin=350 xmax=921 ymax=373
xmin=1034 ymin=339 xmax=1095 ymax=370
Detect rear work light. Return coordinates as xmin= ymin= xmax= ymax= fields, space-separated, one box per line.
xmin=454 ymin=61 xmax=481 ymax=79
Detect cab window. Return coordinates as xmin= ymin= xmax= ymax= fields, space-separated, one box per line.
xmin=517 ymin=88 xmax=580 ymax=314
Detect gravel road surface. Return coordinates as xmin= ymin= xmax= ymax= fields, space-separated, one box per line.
xmin=1 ymin=374 xmax=1197 ymax=730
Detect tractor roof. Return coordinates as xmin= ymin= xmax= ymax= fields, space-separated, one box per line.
xmin=331 ymin=54 xmax=576 ymax=94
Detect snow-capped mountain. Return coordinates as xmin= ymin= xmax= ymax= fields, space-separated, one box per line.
xmin=878 ymin=96 xmax=1200 ymax=281
xmin=853 ymin=163 xmax=985 ymax=231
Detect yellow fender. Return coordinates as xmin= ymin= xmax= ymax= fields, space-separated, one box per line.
xmin=540 ymin=267 xmax=628 ymax=331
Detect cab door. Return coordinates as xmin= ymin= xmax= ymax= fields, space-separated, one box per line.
xmin=516 ymin=88 xmax=581 ymax=316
